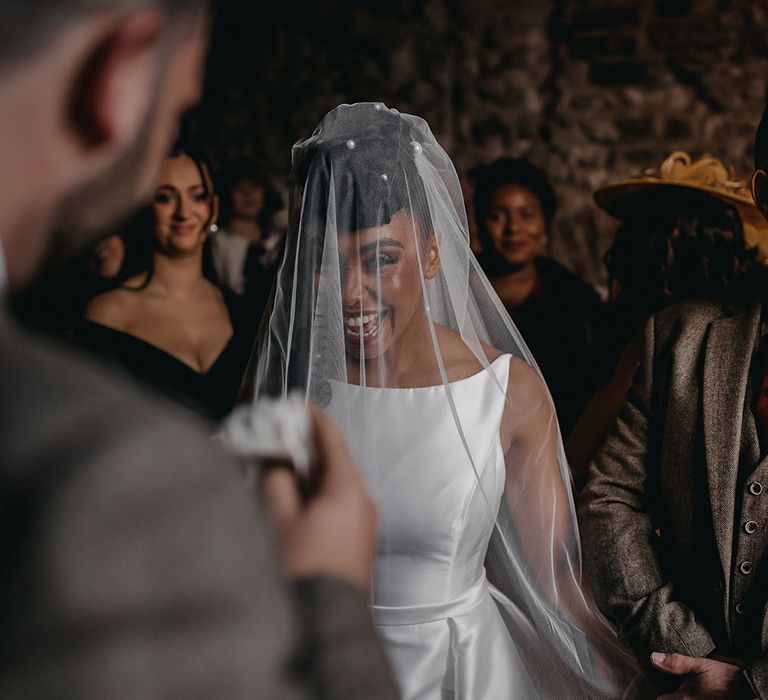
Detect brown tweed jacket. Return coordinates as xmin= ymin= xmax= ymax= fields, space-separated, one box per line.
xmin=579 ymin=298 xmax=768 ymax=697
xmin=0 ymin=313 xmax=397 ymax=699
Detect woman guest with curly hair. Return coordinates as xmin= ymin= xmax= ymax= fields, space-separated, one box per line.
xmin=566 ymin=152 xmax=765 ymax=484
xmin=473 ymin=157 xmax=605 ymax=438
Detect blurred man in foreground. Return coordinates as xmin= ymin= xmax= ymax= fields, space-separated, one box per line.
xmin=0 ymin=2 xmax=395 ymax=697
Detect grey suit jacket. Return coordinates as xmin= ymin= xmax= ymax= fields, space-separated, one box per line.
xmin=0 ymin=314 xmax=397 ymax=699
xmin=579 ymin=298 xmax=768 ymax=697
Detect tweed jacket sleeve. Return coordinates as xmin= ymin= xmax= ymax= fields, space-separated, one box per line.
xmin=290 ymin=578 xmax=399 ymax=700
xmin=577 ymin=314 xmax=716 ymax=676
xmin=747 ymin=655 xmax=768 ymax=698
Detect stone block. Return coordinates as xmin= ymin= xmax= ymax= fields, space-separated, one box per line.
xmin=590 ymin=61 xmax=650 ymax=86
xmin=569 ymin=33 xmax=638 ymax=60
xmin=570 ymin=6 xmax=641 ymax=32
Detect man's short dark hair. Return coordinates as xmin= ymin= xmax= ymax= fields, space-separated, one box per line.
xmin=756 ymin=103 xmax=768 ymax=172
xmin=0 ymin=1 xmax=204 ymax=69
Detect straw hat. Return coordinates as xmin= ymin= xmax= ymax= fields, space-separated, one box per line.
xmin=594 ymin=151 xmax=768 ymax=261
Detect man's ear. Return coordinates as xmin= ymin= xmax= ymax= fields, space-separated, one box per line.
xmin=752 ymin=169 xmax=768 ymax=222
xmin=69 ymin=9 xmax=164 ymax=148
xmin=423 ymin=233 xmax=441 ymax=280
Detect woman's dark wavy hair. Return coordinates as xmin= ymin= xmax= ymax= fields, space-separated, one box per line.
xmin=604 ymin=190 xmax=760 ymax=329
xmin=217 ymin=158 xmax=283 ymax=232
xmin=119 ymin=140 xmax=219 ymax=291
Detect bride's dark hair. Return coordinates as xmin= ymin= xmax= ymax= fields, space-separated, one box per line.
xmin=294 ymin=104 xmax=433 ymax=241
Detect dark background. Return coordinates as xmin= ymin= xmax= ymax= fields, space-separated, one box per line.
xmin=187 ymin=0 xmax=768 ymax=285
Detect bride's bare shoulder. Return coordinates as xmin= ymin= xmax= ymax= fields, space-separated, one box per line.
xmin=433 ymin=325 xmax=508 ymax=376
xmin=505 ymin=356 xmax=547 ymax=398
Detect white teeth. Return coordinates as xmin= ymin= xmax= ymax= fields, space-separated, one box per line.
xmin=345 ymin=312 xmax=382 ymax=337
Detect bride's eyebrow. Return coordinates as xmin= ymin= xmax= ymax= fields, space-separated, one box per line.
xmin=359 ymin=238 xmax=403 ymax=254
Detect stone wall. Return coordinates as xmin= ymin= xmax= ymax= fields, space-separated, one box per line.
xmin=190 ymin=0 xmax=768 ymax=285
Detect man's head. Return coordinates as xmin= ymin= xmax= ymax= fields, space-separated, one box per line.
xmin=752 ymin=104 xmax=768 ymax=222
xmin=0 ymin=0 xmax=209 ymax=292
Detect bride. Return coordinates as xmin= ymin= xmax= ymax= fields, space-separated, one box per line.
xmin=250 ymin=103 xmax=644 ymax=698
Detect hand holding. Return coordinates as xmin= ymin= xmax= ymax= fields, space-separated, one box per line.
xmin=651 ymin=652 xmax=751 ymax=700
xmin=261 ymin=404 xmax=377 ymax=594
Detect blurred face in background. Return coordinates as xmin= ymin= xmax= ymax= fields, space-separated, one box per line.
xmin=483 ymin=183 xmax=548 ymax=270
xmin=152 ymin=154 xmax=214 ymax=258
xmin=89 ymin=235 xmax=126 ymax=279
xmin=460 ymin=178 xmax=483 ymax=254
xmin=230 ymin=177 xmax=265 ymax=220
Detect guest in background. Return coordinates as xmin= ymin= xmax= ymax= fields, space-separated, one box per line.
xmin=566 ymin=151 xmax=764 ymax=484
xmin=79 ymin=232 xmax=133 ymax=304
xmin=89 ymin=234 xmax=126 ymax=280
xmin=577 ymin=117 xmax=768 ymax=700
xmin=74 ymin=142 xmax=251 ymax=422
xmin=460 ymin=174 xmax=483 ymax=254
xmin=211 ymin=158 xmax=284 ymax=326
xmin=12 ymin=233 xmax=129 ymax=338
xmin=474 ymin=157 xmax=604 ymax=437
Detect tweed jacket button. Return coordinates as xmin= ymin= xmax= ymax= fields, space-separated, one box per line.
xmin=740 ymin=561 xmax=753 ymax=575
xmin=744 ymin=520 xmax=758 ymax=534
xmin=750 ymin=482 xmax=763 ymax=496
xmin=736 ymin=602 xmax=747 ymax=615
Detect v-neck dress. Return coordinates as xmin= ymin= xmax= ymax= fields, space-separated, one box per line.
xmin=72 ymin=315 xmax=252 ymax=422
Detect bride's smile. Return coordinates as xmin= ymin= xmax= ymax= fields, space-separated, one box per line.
xmin=337 ymin=210 xmax=440 ymax=362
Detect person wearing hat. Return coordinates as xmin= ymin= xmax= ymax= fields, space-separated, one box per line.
xmin=578 ymin=133 xmax=768 ymax=697
xmin=566 ymin=151 xmax=763 ymax=483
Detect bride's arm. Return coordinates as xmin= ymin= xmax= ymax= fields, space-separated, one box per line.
xmin=484 ymin=357 xmax=637 ymax=687
xmin=497 ymin=357 xmax=576 ymax=600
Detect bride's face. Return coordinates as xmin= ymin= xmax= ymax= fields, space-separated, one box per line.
xmin=337 ymin=209 xmax=440 ymax=361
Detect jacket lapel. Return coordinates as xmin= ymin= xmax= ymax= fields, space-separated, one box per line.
xmin=703 ymin=301 xmax=762 ymax=591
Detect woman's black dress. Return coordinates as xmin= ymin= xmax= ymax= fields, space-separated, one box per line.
xmin=72 ymin=302 xmax=254 ymax=422
xmin=504 ymin=257 xmax=606 ymax=437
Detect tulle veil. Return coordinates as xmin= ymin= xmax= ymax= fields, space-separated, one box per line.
xmin=245 ymin=102 xmax=643 ymax=698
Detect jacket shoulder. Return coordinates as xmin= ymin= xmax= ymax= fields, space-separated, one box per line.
xmin=651 ymin=298 xmax=744 ymax=338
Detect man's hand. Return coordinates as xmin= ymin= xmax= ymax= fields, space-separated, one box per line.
xmin=261 ymin=404 xmax=377 ymax=595
xmin=651 ymin=652 xmax=751 ymax=699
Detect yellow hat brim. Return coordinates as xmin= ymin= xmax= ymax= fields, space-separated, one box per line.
xmin=594 ymin=178 xmax=768 ymax=261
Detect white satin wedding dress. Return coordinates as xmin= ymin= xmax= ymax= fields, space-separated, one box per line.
xmin=327 ymin=355 xmax=540 ymax=698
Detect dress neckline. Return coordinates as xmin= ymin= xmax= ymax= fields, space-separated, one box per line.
xmin=337 ymin=353 xmax=511 ymax=392
xmin=79 ymin=319 xmax=235 ymax=377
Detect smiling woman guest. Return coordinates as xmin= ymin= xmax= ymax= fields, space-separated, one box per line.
xmin=473 ymin=158 xmax=604 ymax=438
xmin=73 ymin=142 xmax=252 ymax=422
